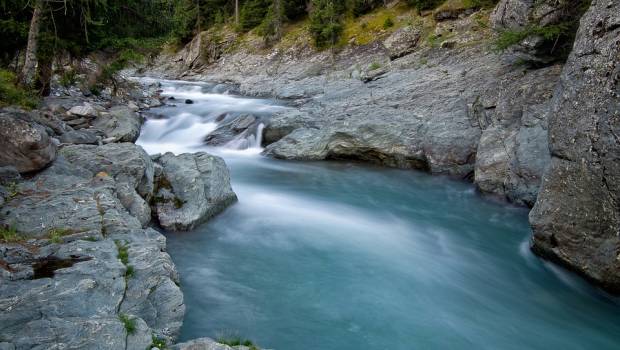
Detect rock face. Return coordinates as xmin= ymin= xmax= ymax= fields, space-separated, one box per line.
xmin=152 ymin=152 xmax=237 ymax=231
xmin=0 ymin=150 xmax=184 ymax=348
xmin=529 ymin=0 xmax=620 ymax=293
xmin=0 ymin=113 xmax=57 ymax=173
xmin=473 ymin=65 xmax=560 ymax=206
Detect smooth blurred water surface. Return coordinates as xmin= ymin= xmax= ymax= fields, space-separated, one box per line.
xmin=139 ymin=80 xmax=620 ymax=350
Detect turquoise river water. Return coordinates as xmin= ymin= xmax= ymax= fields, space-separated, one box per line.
xmin=136 ymin=80 xmax=620 ymax=350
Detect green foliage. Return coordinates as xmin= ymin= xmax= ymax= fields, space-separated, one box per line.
xmin=115 ymin=240 xmax=130 ymax=265
xmin=125 ymin=265 xmax=135 ymax=279
xmin=309 ymin=0 xmax=346 ymax=48
xmin=407 ymin=0 xmax=444 ymax=11
xmin=240 ymin=0 xmax=271 ymax=31
xmin=48 ymin=228 xmax=73 ymax=244
xmin=494 ymin=23 xmax=571 ymax=51
xmin=0 ymin=226 xmax=22 ymax=243
xmin=151 ymin=335 xmax=168 ymax=349
xmin=59 ymin=70 xmax=78 ymax=88
xmin=0 ymin=70 xmax=38 ymax=109
xmin=383 ymin=17 xmax=394 ymax=28
xmin=217 ymin=337 xmax=259 ymax=349
xmin=350 ymin=0 xmax=384 ymax=17
xmin=368 ymin=61 xmax=381 ymax=70
xmin=118 ymin=314 xmax=136 ymax=335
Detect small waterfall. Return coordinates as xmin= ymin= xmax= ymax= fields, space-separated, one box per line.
xmin=135 ymin=78 xmax=286 ymax=155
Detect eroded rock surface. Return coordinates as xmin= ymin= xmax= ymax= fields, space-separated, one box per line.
xmin=152 ymin=152 xmax=237 ymax=231
xmin=529 ymin=0 xmax=620 ymax=293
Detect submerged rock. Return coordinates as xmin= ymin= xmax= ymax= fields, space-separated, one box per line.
xmin=0 ymin=113 xmax=57 ymax=173
xmin=152 ymin=152 xmax=237 ymax=231
xmin=529 ymin=0 xmax=620 ymax=293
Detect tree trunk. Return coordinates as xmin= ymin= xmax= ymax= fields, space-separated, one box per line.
xmin=274 ymin=0 xmax=282 ymax=39
xmin=20 ymin=0 xmax=43 ymax=88
xmin=235 ymin=0 xmax=239 ymax=26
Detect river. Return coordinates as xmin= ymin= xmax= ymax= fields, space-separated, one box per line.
xmin=136 ymin=79 xmax=620 ymax=350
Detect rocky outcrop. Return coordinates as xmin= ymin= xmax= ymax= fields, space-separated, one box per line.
xmin=473 ymin=64 xmax=560 ymax=206
xmin=529 ymin=0 xmax=620 ymax=293
xmin=172 ymin=338 xmax=252 ymax=350
xmin=0 ymin=149 xmax=184 ymax=348
xmin=152 ymin=152 xmax=237 ymax=231
xmin=0 ymin=113 xmax=57 ymax=173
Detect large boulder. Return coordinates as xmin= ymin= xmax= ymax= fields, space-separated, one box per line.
xmin=382 ymin=26 xmax=421 ymax=60
xmin=152 ymin=152 xmax=237 ymax=231
xmin=529 ymin=0 xmax=620 ymax=293
xmin=0 ymin=114 xmax=57 ymax=173
xmin=93 ymin=105 xmax=142 ymax=143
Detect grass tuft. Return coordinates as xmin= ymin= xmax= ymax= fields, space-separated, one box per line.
xmin=0 ymin=69 xmax=38 ymax=109
xmin=118 ymin=313 xmax=136 ymax=335
xmin=48 ymin=228 xmax=73 ymax=244
xmin=0 ymin=226 xmax=22 ymax=243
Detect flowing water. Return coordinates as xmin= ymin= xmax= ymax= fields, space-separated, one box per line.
xmin=136 ymin=80 xmax=620 ymax=350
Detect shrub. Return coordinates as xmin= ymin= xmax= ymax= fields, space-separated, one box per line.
xmin=383 ymin=17 xmax=394 ymax=28
xmin=494 ymin=23 xmax=571 ymax=51
xmin=407 ymin=0 xmax=444 ymax=11
xmin=59 ymin=69 xmax=78 ymax=88
xmin=0 ymin=70 xmax=38 ymax=109
xmin=151 ymin=335 xmax=167 ymax=349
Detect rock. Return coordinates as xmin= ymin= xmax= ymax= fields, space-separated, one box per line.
xmin=93 ymin=105 xmax=142 ymax=143
xmin=0 ymin=114 xmax=57 ymax=173
xmin=473 ymin=65 xmax=560 ymax=206
xmin=59 ymin=129 xmax=100 ymax=144
xmin=172 ymin=338 xmax=239 ymax=350
xmin=383 ymin=27 xmax=422 ymax=60
xmin=60 ymin=143 xmax=154 ymax=199
xmin=204 ymin=114 xmax=261 ymax=146
xmin=529 ymin=0 xmax=620 ymax=293
xmin=153 ymin=152 xmax=237 ymax=231
xmin=0 ymin=166 xmax=20 ymax=184
xmin=185 ymin=99 xmax=194 ymax=104
xmin=68 ymin=103 xmax=98 ymax=118
xmin=0 ymin=140 xmax=183 ymax=349
xmin=490 ymin=0 xmax=587 ymax=61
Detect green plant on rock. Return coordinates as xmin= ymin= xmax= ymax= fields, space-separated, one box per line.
xmin=407 ymin=0 xmax=444 ymax=11
xmin=368 ymin=61 xmax=381 ymax=70
xmin=217 ymin=336 xmax=259 ymax=349
xmin=118 ymin=313 xmax=136 ymax=335
xmin=0 ymin=226 xmax=22 ymax=243
xmin=115 ymin=240 xmax=130 ymax=265
xmin=151 ymin=335 xmax=168 ymax=349
xmin=48 ymin=228 xmax=73 ymax=244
